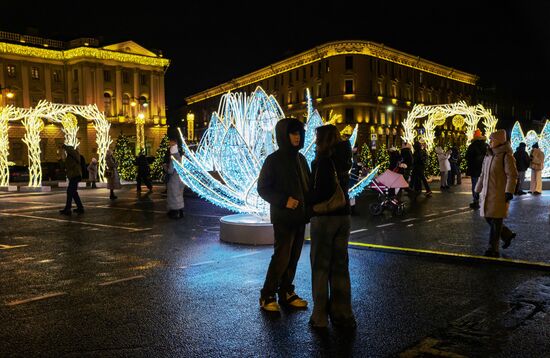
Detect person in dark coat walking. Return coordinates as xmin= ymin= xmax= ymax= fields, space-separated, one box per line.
xmin=410 ymin=140 xmax=432 ymax=196
xmin=513 ymin=142 xmax=530 ymax=195
xmin=447 ymin=146 xmax=461 ymax=186
xmin=135 ymin=149 xmax=153 ymax=192
xmin=309 ymin=124 xmax=356 ymax=329
xmin=257 ymin=118 xmax=311 ymax=312
xmin=465 ymin=129 xmax=488 ymax=209
xmin=400 ymin=142 xmax=413 ymax=183
xmin=59 ymin=144 xmax=84 ymax=215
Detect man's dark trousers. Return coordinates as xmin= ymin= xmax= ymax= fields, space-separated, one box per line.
xmin=65 ymin=176 xmax=83 ymax=210
xmin=261 ymin=222 xmax=305 ymax=299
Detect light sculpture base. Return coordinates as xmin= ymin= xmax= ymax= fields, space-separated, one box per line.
xmin=0 ymin=185 xmax=18 ymax=192
xmin=20 ymin=185 xmax=51 ymax=192
xmin=220 ymin=214 xmax=274 ymax=245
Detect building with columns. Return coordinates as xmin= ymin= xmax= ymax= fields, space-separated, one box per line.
xmin=0 ymin=31 xmax=169 ymax=166
xmin=185 ymin=40 xmax=478 ymax=147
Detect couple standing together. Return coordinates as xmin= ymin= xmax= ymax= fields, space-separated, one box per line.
xmin=257 ymin=118 xmax=356 ymax=329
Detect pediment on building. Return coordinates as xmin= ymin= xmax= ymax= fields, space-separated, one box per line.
xmin=102 ymin=41 xmax=157 ymax=57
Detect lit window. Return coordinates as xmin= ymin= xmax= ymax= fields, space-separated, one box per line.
xmin=52 ymin=70 xmax=61 ymax=82
xmin=6 ymin=65 xmax=16 ymax=77
xmin=104 ymin=93 xmax=112 ymax=116
xmin=31 ymin=67 xmax=40 ymax=80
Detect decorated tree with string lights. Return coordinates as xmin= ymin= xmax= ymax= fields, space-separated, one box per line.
xmin=358 ymin=143 xmax=374 ymax=170
xmin=113 ymin=133 xmax=136 ymax=181
xmin=151 ymin=134 xmax=169 ymax=181
xmin=427 ymin=149 xmax=440 ymax=177
xmin=374 ymin=143 xmax=390 ymax=172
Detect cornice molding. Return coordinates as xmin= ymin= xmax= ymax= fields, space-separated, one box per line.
xmin=186 ymin=40 xmax=478 ymax=104
xmin=0 ymin=42 xmax=170 ymax=68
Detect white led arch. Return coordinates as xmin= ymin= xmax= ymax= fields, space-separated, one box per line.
xmin=401 ymin=101 xmax=498 ymax=152
xmin=1 ymin=101 xmax=112 ymax=187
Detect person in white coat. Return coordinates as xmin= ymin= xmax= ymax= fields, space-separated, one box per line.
xmin=435 ymin=146 xmax=451 ymax=190
xmin=166 ymin=139 xmax=185 ymax=219
xmin=529 ymin=142 xmax=544 ymax=195
xmin=475 ymin=129 xmax=518 ymax=258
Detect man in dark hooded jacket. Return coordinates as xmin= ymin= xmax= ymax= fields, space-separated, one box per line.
xmin=257 ymin=118 xmax=311 ymax=312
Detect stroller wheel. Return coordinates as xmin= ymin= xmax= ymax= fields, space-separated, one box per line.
xmin=393 ymin=204 xmax=405 ymax=216
xmin=369 ymin=202 xmax=384 ymax=216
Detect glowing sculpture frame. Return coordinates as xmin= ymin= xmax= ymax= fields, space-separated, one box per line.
xmin=173 ymin=86 xmax=376 ymax=219
xmin=0 ymin=106 xmax=32 ymax=187
xmin=1 ymin=101 xmax=112 ymax=187
xmin=401 ymin=101 xmax=498 ymax=152
xmin=510 ymin=120 xmax=550 ymax=178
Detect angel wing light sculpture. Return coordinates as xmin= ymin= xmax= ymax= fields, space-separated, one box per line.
xmin=172 ymin=86 xmax=377 ymax=219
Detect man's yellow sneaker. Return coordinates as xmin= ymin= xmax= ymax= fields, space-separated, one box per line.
xmin=260 ymin=297 xmax=280 ymax=312
xmin=279 ymin=292 xmax=308 ymax=309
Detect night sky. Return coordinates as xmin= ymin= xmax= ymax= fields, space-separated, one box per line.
xmin=4 ymin=1 xmax=550 ymax=120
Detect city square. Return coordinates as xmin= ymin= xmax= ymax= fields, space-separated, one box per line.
xmin=1 ymin=183 xmax=549 ymax=356
xmin=2 ymin=2 xmax=550 ymax=357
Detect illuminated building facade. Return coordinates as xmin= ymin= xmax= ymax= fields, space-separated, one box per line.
xmin=185 ymin=40 xmax=478 ymax=147
xmin=0 ymin=31 xmax=170 ymax=166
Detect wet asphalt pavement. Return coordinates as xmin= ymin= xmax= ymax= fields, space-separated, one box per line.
xmin=0 ymin=181 xmax=549 ymax=357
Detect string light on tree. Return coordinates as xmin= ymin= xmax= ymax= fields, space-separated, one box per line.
xmin=151 ymin=134 xmax=169 ymax=181
xmin=113 ymin=133 xmax=136 ymax=181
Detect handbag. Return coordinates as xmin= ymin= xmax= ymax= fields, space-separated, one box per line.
xmin=313 ymin=160 xmax=347 ymax=214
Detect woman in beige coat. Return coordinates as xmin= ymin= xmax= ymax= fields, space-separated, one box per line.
xmin=529 ymin=142 xmax=544 ymax=195
xmin=475 ymin=129 xmax=518 ymax=258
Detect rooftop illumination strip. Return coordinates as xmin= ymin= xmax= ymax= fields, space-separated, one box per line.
xmin=0 ymin=42 xmax=170 ymax=67
xmin=186 ymin=41 xmax=478 ymax=104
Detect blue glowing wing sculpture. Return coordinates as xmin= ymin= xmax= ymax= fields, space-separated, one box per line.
xmin=510 ymin=120 xmax=549 ymax=178
xmin=173 ymin=86 xmax=377 ymax=218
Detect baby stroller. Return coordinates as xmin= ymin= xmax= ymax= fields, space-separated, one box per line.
xmin=368 ymin=169 xmax=408 ymax=216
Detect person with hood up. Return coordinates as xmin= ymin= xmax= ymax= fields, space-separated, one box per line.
xmin=435 ymin=146 xmax=451 ymax=190
xmin=529 ymin=142 xmax=544 ymax=195
xmin=474 ymin=129 xmax=518 ymax=258
xmin=87 ymin=157 xmax=98 ymax=189
xmin=166 ymin=139 xmax=185 ymax=219
xmin=309 ymin=124 xmax=356 ymax=329
xmin=513 ymin=142 xmax=530 ymax=195
xmin=465 ymin=129 xmax=488 ymax=209
xmin=59 ymin=144 xmax=84 ymax=215
xmin=257 ymin=118 xmax=310 ymax=312
xmin=105 ymin=149 xmax=121 ymax=200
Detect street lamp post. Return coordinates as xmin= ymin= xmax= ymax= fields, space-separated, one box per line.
xmin=130 ymin=97 xmax=148 ymax=154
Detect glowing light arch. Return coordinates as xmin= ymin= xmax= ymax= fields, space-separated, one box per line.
xmin=401 ymin=101 xmax=498 ymax=152
xmin=510 ymin=120 xmax=550 ymax=178
xmin=0 ymin=106 xmax=32 ymax=187
xmin=173 ymin=86 xmax=377 ymax=218
xmin=1 ymin=101 xmax=111 ymax=187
